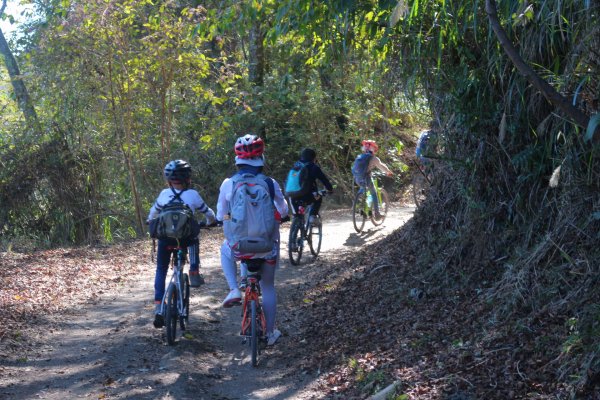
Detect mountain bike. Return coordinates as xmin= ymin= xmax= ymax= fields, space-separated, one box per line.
xmin=287 ymin=190 xmax=328 ymax=265
xmin=156 ymin=243 xmax=190 ymax=345
xmin=239 ymin=258 xmax=267 ymax=367
xmin=352 ymin=174 xmax=390 ymax=233
xmin=155 ymin=222 xmax=216 ymax=345
xmin=411 ymin=159 xmax=434 ymax=209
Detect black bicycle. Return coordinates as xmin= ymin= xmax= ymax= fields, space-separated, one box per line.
xmin=155 ymin=221 xmax=216 ymax=345
xmin=411 ymin=159 xmax=434 ymax=209
xmin=287 ymin=190 xmax=327 ymax=265
xmin=156 ymin=243 xmax=190 ymax=345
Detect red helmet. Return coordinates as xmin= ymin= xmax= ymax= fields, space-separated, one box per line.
xmin=234 ymin=134 xmax=264 ymax=159
xmin=361 ymin=139 xmax=379 ymax=154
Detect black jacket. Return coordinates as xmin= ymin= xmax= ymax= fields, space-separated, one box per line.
xmin=299 ymin=160 xmax=334 ymax=192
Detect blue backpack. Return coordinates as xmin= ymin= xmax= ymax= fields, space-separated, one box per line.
xmin=284 ymin=161 xmax=311 ymax=198
xmin=351 ymin=153 xmax=372 ymax=185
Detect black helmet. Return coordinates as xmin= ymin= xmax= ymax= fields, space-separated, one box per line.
xmin=164 ymin=160 xmax=192 ymax=183
xmin=300 ymin=148 xmax=316 ymax=162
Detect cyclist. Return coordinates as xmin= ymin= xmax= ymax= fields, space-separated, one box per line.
xmin=352 ymin=140 xmax=393 ymax=220
xmin=416 ymin=129 xmax=434 ymax=168
xmin=216 ymin=134 xmax=288 ymax=346
xmin=288 ymin=148 xmax=334 ymax=226
xmin=147 ymin=160 xmax=216 ymax=328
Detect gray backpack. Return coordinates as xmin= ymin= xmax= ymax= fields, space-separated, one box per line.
xmin=223 ymin=173 xmax=276 ymax=255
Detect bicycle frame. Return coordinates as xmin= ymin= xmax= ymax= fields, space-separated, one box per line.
xmin=239 ymin=259 xmax=267 ymax=367
xmin=240 ymin=270 xmax=266 ymax=339
xmin=159 ymin=248 xmax=187 ymax=320
xmin=290 ymin=203 xmax=314 ymax=240
xmin=360 ymin=177 xmax=383 ymax=213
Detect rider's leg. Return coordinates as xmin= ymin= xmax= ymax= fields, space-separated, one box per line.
xmin=221 ymin=240 xmax=242 ymax=307
xmin=153 ymin=239 xmax=174 ymax=327
xmin=188 ymin=237 xmax=204 ymax=287
xmin=220 ymin=240 xmax=238 ymax=290
xmin=260 ymin=258 xmax=278 ymax=337
xmin=366 ymin=177 xmax=380 ymax=214
xmin=154 ymin=239 xmax=174 ymax=303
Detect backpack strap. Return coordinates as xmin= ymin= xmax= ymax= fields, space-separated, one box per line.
xmin=231 ymin=171 xmax=275 ymax=200
xmin=169 ymin=187 xmax=186 ymax=204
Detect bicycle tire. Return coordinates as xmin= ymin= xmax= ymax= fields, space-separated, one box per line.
xmin=371 ymin=188 xmax=390 ymax=226
xmin=412 ymin=170 xmax=430 ymax=209
xmin=250 ymin=300 xmax=258 ymax=367
xmin=182 ymin=273 xmax=190 ymax=325
xmin=164 ymin=283 xmax=178 ymax=345
xmin=352 ymin=190 xmax=367 ymax=233
xmin=308 ymin=222 xmax=322 ymax=257
xmin=288 ymin=217 xmax=304 ymax=265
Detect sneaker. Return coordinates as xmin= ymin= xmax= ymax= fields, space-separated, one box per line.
xmin=239 ymin=277 xmax=248 ymax=290
xmin=266 ymin=329 xmax=281 ymax=346
xmin=153 ymin=304 xmax=164 ymax=328
xmin=309 ymin=215 xmax=321 ymax=226
xmin=373 ymin=210 xmax=382 ymax=220
xmin=222 ymin=288 xmax=242 ymax=308
xmin=189 ymin=272 xmax=205 ymax=287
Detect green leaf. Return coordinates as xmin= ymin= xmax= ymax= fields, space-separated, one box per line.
xmin=584 ymin=114 xmax=600 ymax=142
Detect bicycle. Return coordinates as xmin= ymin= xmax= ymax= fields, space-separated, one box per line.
xmin=155 ymin=221 xmax=216 ymax=345
xmin=411 ymin=159 xmax=434 ymax=209
xmin=287 ymin=190 xmax=328 ymax=265
xmin=239 ymin=258 xmax=267 ymax=367
xmin=155 ymin=243 xmax=190 ymax=345
xmin=352 ymin=174 xmax=390 ymax=233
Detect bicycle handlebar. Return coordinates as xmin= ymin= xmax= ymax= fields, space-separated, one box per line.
xmin=198 ymin=220 xmax=223 ymax=228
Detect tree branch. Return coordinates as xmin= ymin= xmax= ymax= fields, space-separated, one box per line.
xmin=485 ymin=0 xmax=598 ymax=143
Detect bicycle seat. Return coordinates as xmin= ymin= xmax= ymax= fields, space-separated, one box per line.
xmin=244 ymin=258 xmax=265 ymax=273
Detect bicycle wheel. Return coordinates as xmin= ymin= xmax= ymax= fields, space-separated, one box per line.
xmin=371 ymin=188 xmax=390 ymax=226
xmin=250 ymin=300 xmax=258 ymax=367
xmin=164 ymin=283 xmax=178 ymax=345
xmin=412 ymin=169 xmax=432 ymax=209
xmin=352 ymin=190 xmax=367 ymax=233
xmin=288 ymin=217 xmax=304 ymax=265
xmin=308 ymin=221 xmax=322 ymax=257
xmin=181 ymin=273 xmax=190 ymax=326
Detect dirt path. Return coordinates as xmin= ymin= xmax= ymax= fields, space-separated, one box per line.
xmin=0 ymin=204 xmax=414 ymax=400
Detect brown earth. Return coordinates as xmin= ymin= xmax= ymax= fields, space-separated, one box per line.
xmin=0 ymin=204 xmax=412 ymax=400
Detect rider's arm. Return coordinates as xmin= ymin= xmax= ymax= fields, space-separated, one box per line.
xmin=313 ymin=165 xmax=334 ymax=192
xmin=270 ymin=178 xmax=289 ymax=217
xmin=370 ymin=156 xmax=393 ymax=176
xmin=216 ymin=178 xmax=232 ymax=221
xmin=147 ymin=189 xmax=169 ymax=221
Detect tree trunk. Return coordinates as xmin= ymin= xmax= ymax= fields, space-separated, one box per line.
xmin=0 ymin=0 xmax=42 ymax=135
xmin=485 ymin=0 xmax=598 ymax=143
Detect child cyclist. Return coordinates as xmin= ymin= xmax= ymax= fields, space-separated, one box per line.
xmin=288 ymin=148 xmax=334 ymax=226
xmin=352 ymin=140 xmax=393 ymax=219
xmin=147 ymin=160 xmax=215 ymax=328
xmin=216 ymin=134 xmax=288 ymax=346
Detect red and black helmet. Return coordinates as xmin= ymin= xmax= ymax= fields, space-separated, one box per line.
xmin=234 ymin=134 xmax=265 ymax=159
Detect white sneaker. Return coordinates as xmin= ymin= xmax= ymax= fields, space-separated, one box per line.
xmin=222 ymin=288 xmax=242 ymax=308
xmin=266 ymin=329 xmax=281 ymax=346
